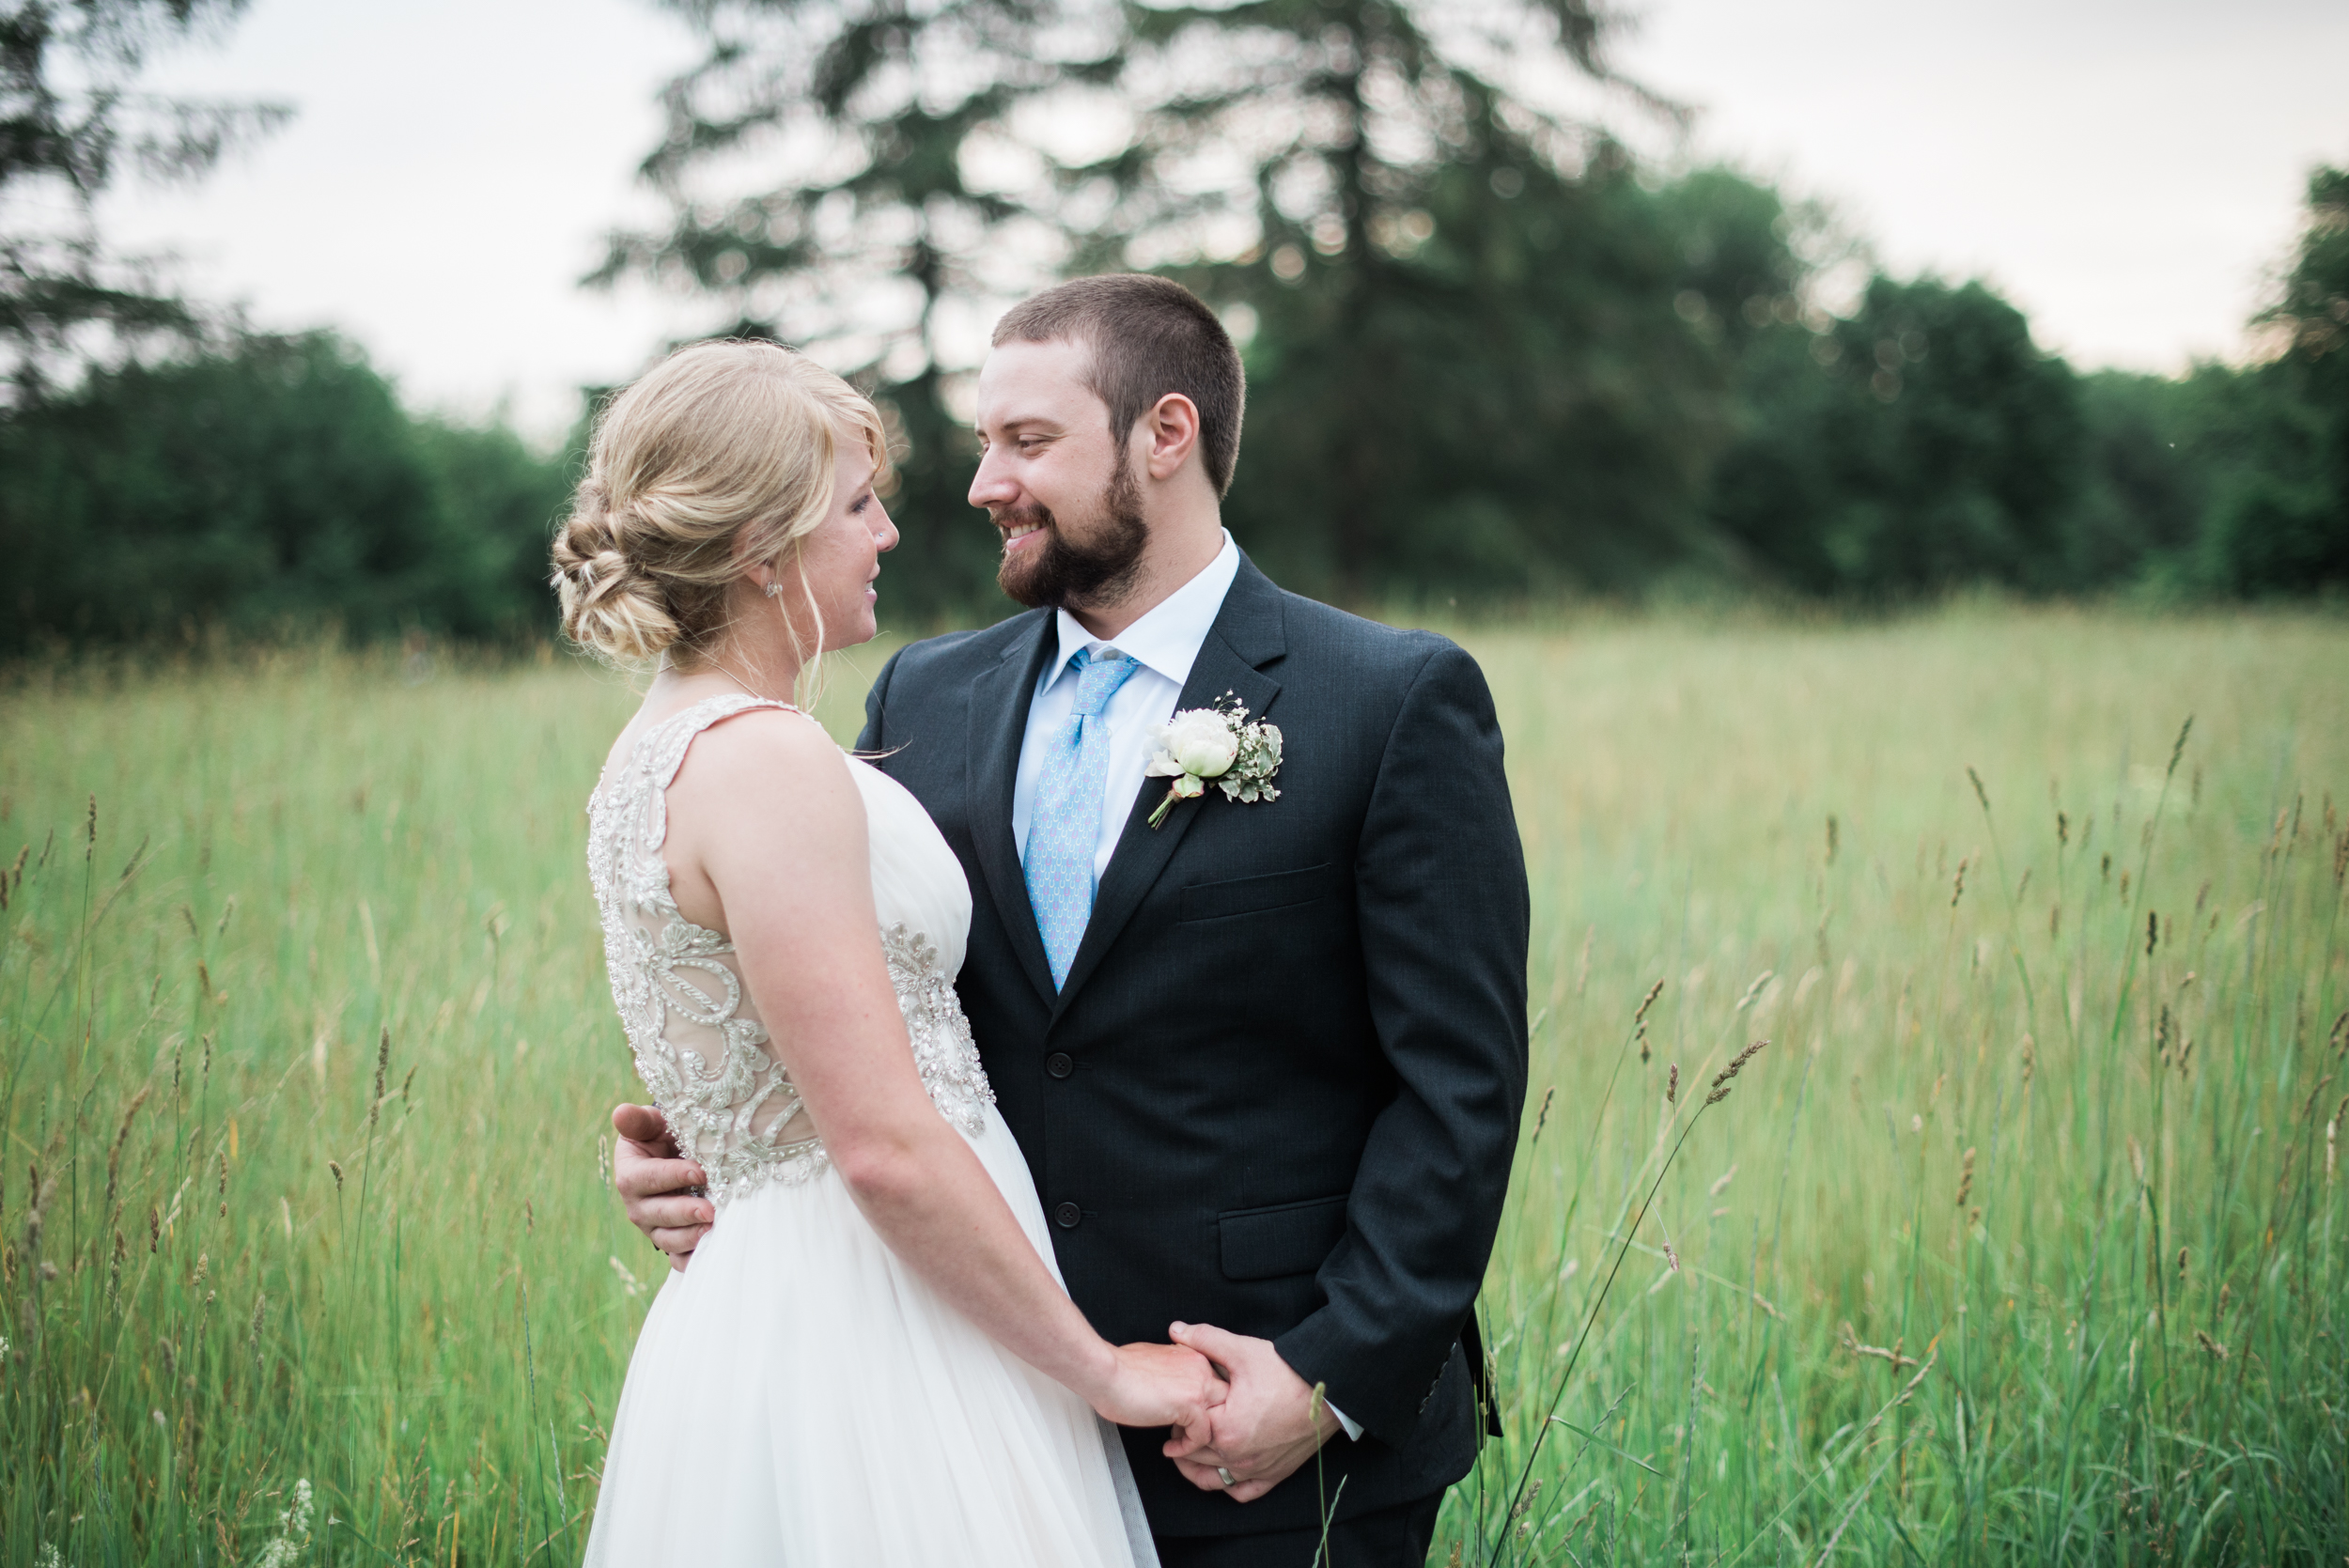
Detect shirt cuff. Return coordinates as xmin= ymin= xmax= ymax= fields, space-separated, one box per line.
xmin=1322 ymin=1400 xmax=1362 ymax=1442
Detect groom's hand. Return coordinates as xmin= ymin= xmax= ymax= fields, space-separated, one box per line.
xmin=611 ymin=1103 xmax=711 ymax=1272
xmin=1162 ymin=1322 xmax=1337 ymax=1503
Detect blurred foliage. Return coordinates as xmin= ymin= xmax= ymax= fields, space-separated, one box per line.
xmin=2185 ymin=164 xmax=2349 ymax=594
xmin=1709 ymin=276 xmax=2086 ymax=595
xmin=4 ymin=7 xmax=2343 ymax=651
xmin=1198 ymin=147 xmax=1742 ymax=599
xmin=599 ymin=0 xmax=2349 ymax=614
xmin=0 ymin=0 xmax=288 ymax=400
xmin=0 ymin=332 xmax=571 ymax=652
xmin=589 ymin=0 xmax=1123 ymax=624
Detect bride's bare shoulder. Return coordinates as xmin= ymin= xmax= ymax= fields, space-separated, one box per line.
xmin=669 ymin=704 xmax=857 ymax=816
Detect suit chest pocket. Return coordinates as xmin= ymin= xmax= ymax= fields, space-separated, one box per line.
xmin=1177 ymin=862 xmax=1334 ymax=924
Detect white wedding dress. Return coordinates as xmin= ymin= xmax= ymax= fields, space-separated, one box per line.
xmin=582 ymin=693 xmax=1155 ymax=1567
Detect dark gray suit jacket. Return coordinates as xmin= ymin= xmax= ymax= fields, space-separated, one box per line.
xmin=857 ymin=555 xmax=1527 ymax=1537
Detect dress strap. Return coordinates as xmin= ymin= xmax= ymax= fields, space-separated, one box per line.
xmin=626 ymin=694 xmax=814 ymax=862
xmin=639 ymin=694 xmax=809 ymax=792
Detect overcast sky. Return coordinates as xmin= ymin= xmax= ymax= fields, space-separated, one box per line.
xmin=96 ymin=0 xmax=2349 ymax=446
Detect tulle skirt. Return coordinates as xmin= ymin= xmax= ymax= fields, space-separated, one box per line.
xmin=583 ymin=1105 xmax=1154 ymax=1567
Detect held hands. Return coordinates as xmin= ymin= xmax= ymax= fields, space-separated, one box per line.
xmin=1092 ymin=1341 xmax=1230 ymax=1451
xmin=611 ymin=1104 xmax=712 ymax=1271
xmin=1161 ymin=1322 xmax=1339 ymax=1503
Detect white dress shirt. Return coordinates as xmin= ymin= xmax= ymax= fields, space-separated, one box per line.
xmin=1012 ymin=532 xmax=1241 ymax=877
xmin=1007 ymin=530 xmax=1365 ymax=1443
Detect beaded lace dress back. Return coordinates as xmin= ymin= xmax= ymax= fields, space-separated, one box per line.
xmin=584 ymin=692 xmax=994 ymax=1210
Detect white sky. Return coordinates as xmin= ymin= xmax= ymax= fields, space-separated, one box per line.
xmin=95 ymin=0 xmax=2349 ymax=447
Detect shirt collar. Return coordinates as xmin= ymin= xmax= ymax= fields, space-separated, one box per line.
xmin=1040 ymin=531 xmax=1241 ymax=695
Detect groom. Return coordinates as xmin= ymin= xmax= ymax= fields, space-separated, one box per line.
xmin=615 ymin=274 xmax=1527 ymax=1566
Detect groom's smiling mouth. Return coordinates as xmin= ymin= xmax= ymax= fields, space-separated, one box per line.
xmin=996 ymin=512 xmax=1050 ymax=552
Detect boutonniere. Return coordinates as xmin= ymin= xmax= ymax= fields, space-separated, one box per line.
xmin=1143 ymin=693 xmax=1283 ymax=829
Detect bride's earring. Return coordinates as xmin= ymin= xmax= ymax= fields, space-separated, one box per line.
xmin=763 ymin=580 xmax=785 ymax=599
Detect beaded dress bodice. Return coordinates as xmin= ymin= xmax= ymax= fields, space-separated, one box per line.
xmin=585 ymin=693 xmax=994 ymax=1211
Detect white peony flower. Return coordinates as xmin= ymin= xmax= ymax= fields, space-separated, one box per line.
xmin=1153 ymin=709 xmax=1239 ymax=779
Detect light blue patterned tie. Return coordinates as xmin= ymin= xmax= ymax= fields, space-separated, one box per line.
xmin=1025 ymin=647 xmax=1141 ymax=989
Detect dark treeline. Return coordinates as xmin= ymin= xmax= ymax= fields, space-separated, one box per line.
xmin=4 ymin=0 xmax=2344 ymax=654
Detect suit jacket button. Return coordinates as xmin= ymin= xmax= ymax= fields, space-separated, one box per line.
xmin=1054 ymin=1202 xmax=1082 ymax=1229
xmin=1046 ymin=1051 xmax=1075 ymax=1079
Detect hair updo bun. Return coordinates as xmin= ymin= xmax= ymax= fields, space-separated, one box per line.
xmin=548 ymin=339 xmax=889 ymax=667
xmin=552 ymin=481 xmax=682 ymax=660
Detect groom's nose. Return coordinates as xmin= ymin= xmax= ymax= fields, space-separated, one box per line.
xmin=969 ymin=445 xmax=1019 ymax=512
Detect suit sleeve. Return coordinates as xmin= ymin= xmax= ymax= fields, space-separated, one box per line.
xmin=1272 ymin=641 xmax=1529 ymax=1445
xmin=855 ymin=644 xmax=909 ymax=753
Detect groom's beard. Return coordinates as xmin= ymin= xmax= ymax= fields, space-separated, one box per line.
xmin=995 ymin=456 xmax=1148 ymax=612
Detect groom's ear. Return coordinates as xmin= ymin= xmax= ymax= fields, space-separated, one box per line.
xmin=1139 ymin=391 xmax=1204 ymax=483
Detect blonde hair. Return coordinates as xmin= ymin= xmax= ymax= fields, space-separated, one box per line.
xmin=551 ymin=339 xmax=889 ymax=672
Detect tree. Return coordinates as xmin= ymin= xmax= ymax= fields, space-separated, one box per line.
xmin=1198 ymin=154 xmax=1791 ymax=600
xmin=2189 ymin=163 xmax=2349 ymax=592
xmin=592 ymin=0 xmax=1120 ymax=621
xmin=1708 ymin=274 xmax=2084 ymax=595
xmin=1067 ymin=0 xmax=1696 ymax=599
xmin=0 ymin=332 xmax=571 ymax=650
xmin=603 ymin=0 xmax=1693 ymax=608
xmin=0 ymin=0 xmax=288 ymax=400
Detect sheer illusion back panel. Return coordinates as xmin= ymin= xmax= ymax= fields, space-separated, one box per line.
xmin=584 ymin=692 xmax=990 ymax=1210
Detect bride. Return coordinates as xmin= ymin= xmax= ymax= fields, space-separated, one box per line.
xmin=553 ymin=339 xmax=1222 ymax=1566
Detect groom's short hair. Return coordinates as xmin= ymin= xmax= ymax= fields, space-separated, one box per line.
xmin=992 ymin=274 xmax=1245 ymax=496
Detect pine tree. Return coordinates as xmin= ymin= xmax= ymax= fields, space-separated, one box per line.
xmin=0 ymin=0 xmax=288 ymax=401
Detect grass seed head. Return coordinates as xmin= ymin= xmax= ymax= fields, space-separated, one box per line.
xmin=1666 ymin=1063 xmax=1679 ymax=1105
xmin=1705 ymin=1038 xmax=1768 ymax=1103
xmin=1956 ymin=1146 xmax=1976 ymax=1208
xmin=327 ymin=1160 xmax=343 ymax=1193
xmin=1532 ymin=1085 xmax=1554 ymax=1141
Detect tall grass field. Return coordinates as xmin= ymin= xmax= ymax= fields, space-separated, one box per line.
xmin=4 ymin=607 xmax=2344 ymax=1565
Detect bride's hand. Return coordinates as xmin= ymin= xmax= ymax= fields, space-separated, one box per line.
xmin=1091 ymin=1342 xmax=1228 ymax=1436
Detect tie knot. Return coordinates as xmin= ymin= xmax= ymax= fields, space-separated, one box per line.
xmin=1068 ymin=648 xmax=1137 ymax=717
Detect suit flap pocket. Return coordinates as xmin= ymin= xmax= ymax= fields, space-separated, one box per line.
xmin=1178 ymin=862 xmax=1334 ymax=924
xmin=1218 ymin=1195 xmax=1349 ymax=1281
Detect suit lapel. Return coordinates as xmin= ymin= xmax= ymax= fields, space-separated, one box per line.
xmin=968 ymin=613 xmax=1062 ymax=1007
xmin=1052 ymin=558 xmax=1286 ymax=1015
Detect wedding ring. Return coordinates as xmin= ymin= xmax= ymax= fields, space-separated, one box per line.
xmin=1217 ymin=1467 xmax=1236 ymax=1489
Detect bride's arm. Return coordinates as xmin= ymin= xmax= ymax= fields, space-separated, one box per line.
xmin=664 ymin=710 xmax=1219 ymax=1430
